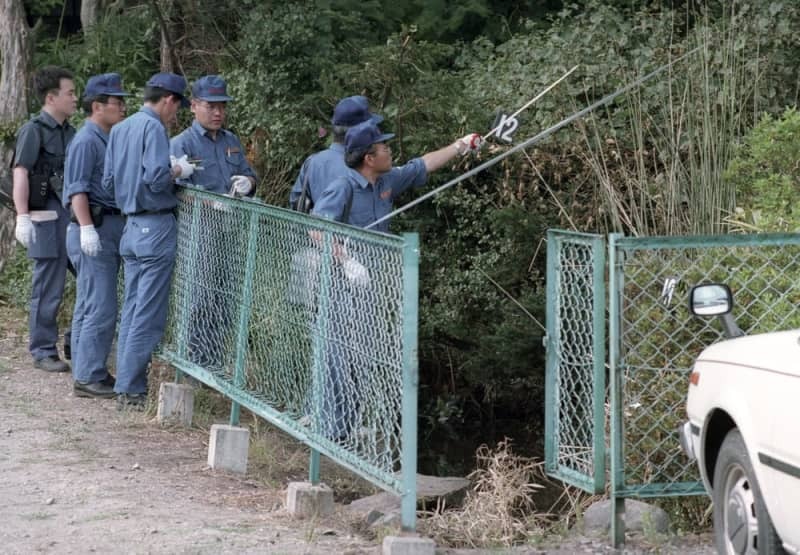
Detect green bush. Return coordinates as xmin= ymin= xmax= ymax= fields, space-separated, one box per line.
xmin=726 ymin=108 xmax=800 ymax=232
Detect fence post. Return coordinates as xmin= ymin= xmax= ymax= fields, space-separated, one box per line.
xmin=175 ymin=195 xmax=202 ymax=382
xmin=544 ymin=231 xmax=558 ymax=475
xmin=229 ymin=209 xmax=259 ymax=426
xmin=400 ymin=233 xmax=419 ymax=532
xmin=608 ymin=232 xmax=625 ymax=547
xmin=308 ymin=230 xmax=334 ymax=485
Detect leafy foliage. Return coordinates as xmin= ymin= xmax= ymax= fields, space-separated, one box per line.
xmin=5 ymin=0 xmax=800 ymax=493
xmin=726 ymin=109 xmax=800 ymax=232
xmin=35 ymin=5 xmax=159 ymax=92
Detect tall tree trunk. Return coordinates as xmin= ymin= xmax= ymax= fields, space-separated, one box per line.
xmin=149 ymin=0 xmax=179 ymax=73
xmin=80 ymin=0 xmax=101 ymax=30
xmin=0 ymin=0 xmax=32 ymax=272
xmin=82 ymin=0 xmax=127 ymax=31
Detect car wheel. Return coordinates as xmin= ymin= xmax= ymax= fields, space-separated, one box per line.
xmin=712 ymin=429 xmax=784 ymax=554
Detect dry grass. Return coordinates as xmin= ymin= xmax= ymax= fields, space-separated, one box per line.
xmin=419 ymin=439 xmax=557 ymax=548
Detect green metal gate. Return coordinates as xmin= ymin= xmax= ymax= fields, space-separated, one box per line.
xmin=544 ymin=230 xmax=606 ymax=494
xmin=546 ymin=229 xmax=800 ymax=545
xmin=608 ymin=231 xmax=800 ymax=543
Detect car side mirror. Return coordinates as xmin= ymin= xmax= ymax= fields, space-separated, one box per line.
xmin=689 ymin=284 xmax=732 ymax=316
xmin=689 ymin=283 xmax=744 ymax=338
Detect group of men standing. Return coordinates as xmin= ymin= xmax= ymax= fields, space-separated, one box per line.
xmin=10 ymin=64 xmax=479 ymax=413
xmin=11 ymin=66 xmax=255 ymax=410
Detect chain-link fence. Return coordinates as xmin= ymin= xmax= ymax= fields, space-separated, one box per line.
xmin=159 ymin=187 xmax=420 ymax=530
xmin=544 ymin=230 xmax=606 ymax=494
xmin=546 ymin=230 xmax=800 ymax=544
xmin=609 ymin=233 xmax=800 ymax=503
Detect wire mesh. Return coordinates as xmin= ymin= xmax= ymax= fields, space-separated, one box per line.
xmin=160 ymin=188 xmax=415 ymax=492
xmin=613 ymin=234 xmax=800 ymax=495
xmin=547 ymin=231 xmax=800 ymax=500
xmin=545 ymin=230 xmax=606 ymax=493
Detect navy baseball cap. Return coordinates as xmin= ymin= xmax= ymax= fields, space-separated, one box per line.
xmin=84 ymin=73 xmax=130 ymax=98
xmin=146 ymin=72 xmax=189 ymax=108
xmin=331 ymin=95 xmax=383 ymax=127
xmin=192 ymin=75 xmax=233 ymax=102
xmin=345 ymin=120 xmax=395 ymax=153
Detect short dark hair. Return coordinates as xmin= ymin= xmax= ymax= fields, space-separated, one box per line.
xmin=33 ymin=66 xmax=73 ymax=104
xmin=143 ymin=85 xmax=181 ymax=105
xmin=82 ymin=94 xmax=112 ymax=116
xmin=345 ymin=147 xmax=371 ymax=169
xmin=332 ymin=125 xmax=348 ymax=144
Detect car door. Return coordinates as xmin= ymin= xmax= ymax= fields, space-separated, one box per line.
xmin=762 ymin=366 xmax=800 ymax=548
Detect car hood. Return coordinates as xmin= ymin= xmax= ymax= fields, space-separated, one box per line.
xmin=697 ymin=329 xmax=800 ymax=376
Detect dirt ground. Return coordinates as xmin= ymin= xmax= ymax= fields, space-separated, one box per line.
xmin=0 ymin=306 xmax=715 ymax=555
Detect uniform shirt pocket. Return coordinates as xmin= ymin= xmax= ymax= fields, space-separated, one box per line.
xmin=224 ymin=149 xmax=245 ymax=172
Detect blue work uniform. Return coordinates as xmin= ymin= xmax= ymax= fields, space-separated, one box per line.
xmin=289 ymin=143 xmax=348 ymax=210
xmin=103 ymin=106 xmax=178 ymax=395
xmin=312 ymin=158 xmax=427 ymax=232
xmin=13 ymin=111 xmax=75 ymax=361
xmin=308 ymin=158 xmax=427 ymax=439
xmin=170 ymin=120 xmax=255 ymax=194
xmin=169 ymin=120 xmax=257 ymax=368
xmin=63 ymin=120 xmax=124 ymax=385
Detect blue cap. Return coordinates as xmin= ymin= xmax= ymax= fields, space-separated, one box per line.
xmin=84 ymin=73 xmax=130 ymax=98
xmin=146 ymin=72 xmax=189 ymax=108
xmin=192 ymin=75 xmax=233 ymax=102
xmin=331 ymin=95 xmax=383 ymax=127
xmin=345 ymin=120 xmax=395 ymax=153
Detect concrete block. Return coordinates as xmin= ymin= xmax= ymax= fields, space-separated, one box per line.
xmin=207 ymin=424 xmax=249 ymax=474
xmin=156 ymin=383 xmax=194 ymax=426
xmin=382 ymin=535 xmax=435 ymax=555
xmin=286 ymin=482 xmax=334 ymax=518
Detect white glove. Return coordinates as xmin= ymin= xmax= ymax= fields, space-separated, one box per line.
xmin=343 ymin=257 xmax=370 ymax=287
xmin=172 ymin=154 xmax=195 ymax=178
xmin=80 ymin=225 xmax=101 ymax=256
xmin=455 ymin=133 xmax=484 ymax=155
xmin=15 ymin=214 xmax=35 ymax=248
xmin=230 ymin=175 xmax=253 ymax=196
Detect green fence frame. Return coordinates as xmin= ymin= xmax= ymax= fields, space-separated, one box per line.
xmin=546 ymin=228 xmax=800 ymax=546
xmin=544 ymin=229 xmax=606 ymax=494
xmin=608 ymin=231 xmax=800 ymax=544
xmin=158 ymin=188 xmax=421 ymax=531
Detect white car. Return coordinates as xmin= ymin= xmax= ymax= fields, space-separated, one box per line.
xmin=680 ymin=284 xmax=800 ymax=555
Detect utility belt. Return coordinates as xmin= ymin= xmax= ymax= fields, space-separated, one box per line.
xmin=126 ymin=208 xmax=176 ymax=217
xmin=69 ymin=204 xmax=123 ymax=228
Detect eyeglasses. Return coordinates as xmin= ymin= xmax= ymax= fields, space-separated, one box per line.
xmin=198 ymin=101 xmax=226 ymax=113
xmin=104 ymin=98 xmax=126 ymax=107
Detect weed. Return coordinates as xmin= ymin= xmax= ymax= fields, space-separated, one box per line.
xmin=419 ymin=439 xmax=551 ymax=548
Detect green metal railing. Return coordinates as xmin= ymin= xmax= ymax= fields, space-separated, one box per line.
xmin=544 ymin=230 xmax=606 ymax=494
xmin=159 ymin=187 xmax=420 ymax=530
xmin=608 ymin=231 xmax=800 ymax=544
xmin=546 ymin=229 xmax=800 ymax=545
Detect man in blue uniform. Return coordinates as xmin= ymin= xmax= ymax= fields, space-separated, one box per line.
xmin=170 ymin=75 xmax=256 ymax=195
xmin=305 ymin=121 xmax=481 ymax=440
xmin=12 ymin=66 xmax=77 ymax=372
xmin=170 ymin=75 xmax=257 ymax=369
xmin=289 ymin=95 xmax=382 ymax=213
xmin=313 ymin=120 xmax=481 ymax=231
xmin=64 ymin=73 xmax=130 ymax=398
xmin=103 ymin=72 xmax=194 ymax=409
xmin=309 ymin=120 xmax=481 ymax=440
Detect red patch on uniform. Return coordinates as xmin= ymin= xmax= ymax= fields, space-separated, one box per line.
xmin=380 ymin=189 xmax=392 ymax=200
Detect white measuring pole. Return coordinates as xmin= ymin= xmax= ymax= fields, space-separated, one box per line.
xmin=484 ymin=64 xmax=579 ymax=141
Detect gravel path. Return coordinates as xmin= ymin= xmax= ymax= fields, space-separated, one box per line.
xmin=0 ymin=308 xmax=715 ymax=554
